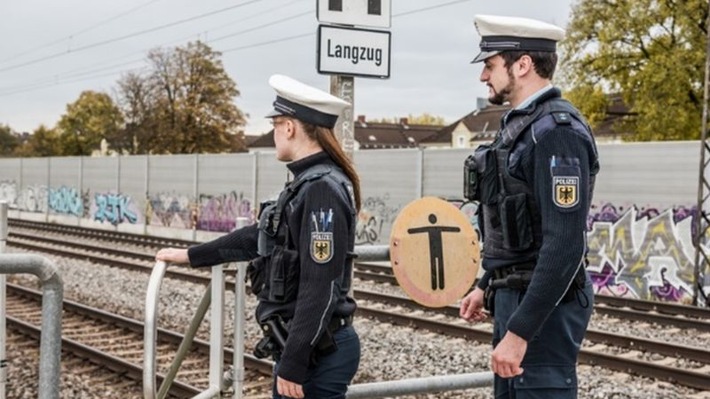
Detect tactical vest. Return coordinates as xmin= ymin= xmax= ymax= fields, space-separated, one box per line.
xmin=477 ymin=98 xmax=596 ymax=260
xmin=250 ymin=163 xmax=356 ymax=323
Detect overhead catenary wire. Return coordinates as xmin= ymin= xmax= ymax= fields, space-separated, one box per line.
xmin=0 ymin=0 xmax=473 ymax=98
xmin=0 ymin=0 xmax=164 ymax=65
xmin=0 ymin=3 xmax=312 ymax=97
xmin=0 ymin=0 xmax=263 ymax=73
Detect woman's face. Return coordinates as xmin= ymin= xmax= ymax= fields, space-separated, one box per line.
xmin=272 ymin=116 xmax=293 ymax=161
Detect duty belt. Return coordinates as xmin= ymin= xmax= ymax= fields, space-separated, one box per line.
xmin=490 ymin=262 xmax=535 ymax=290
xmin=328 ymin=315 xmax=353 ymax=332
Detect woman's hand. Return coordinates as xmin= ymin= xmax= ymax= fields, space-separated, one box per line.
xmin=155 ymin=248 xmax=190 ymax=265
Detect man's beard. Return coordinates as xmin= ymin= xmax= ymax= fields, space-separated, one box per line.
xmin=488 ymin=70 xmax=515 ymax=105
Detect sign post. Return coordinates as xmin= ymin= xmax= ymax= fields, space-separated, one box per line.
xmin=317 ymin=0 xmax=392 ymax=293
xmin=330 ymin=75 xmax=355 ymax=156
xmin=316 ymin=0 xmax=392 ymax=159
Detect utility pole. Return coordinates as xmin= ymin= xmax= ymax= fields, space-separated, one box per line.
xmin=331 ymin=76 xmax=355 ymax=159
xmin=693 ymin=3 xmax=710 ymax=307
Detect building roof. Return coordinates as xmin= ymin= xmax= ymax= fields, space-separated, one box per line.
xmin=354 ymin=117 xmax=440 ymax=149
xmin=247 ymin=117 xmax=442 ymax=150
xmin=422 ymin=104 xmax=508 ymax=144
xmin=247 ymin=95 xmax=635 ymax=151
xmin=593 ymin=94 xmax=636 ymax=137
xmin=244 ymin=134 xmax=264 ymax=147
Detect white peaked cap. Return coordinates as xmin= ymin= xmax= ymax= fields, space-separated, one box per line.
xmin=471 ymin=14 xmax=566 ymax=63
xmin=266 ymin=74 xmax=350 ymax=129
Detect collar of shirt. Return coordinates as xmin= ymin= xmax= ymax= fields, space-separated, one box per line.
xmin=515 ymin=84 xmax=553 ymax=110
xmin=501 ymin=84 xmax=555 ymax=127
xmin=287 ymin=151 xmax=335 ymax=177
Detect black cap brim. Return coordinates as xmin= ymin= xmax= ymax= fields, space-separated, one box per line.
xmin=265 ymin=109 xmax=285 ymax=119
xmin=471 ymin=50 xmax=500 ymax=63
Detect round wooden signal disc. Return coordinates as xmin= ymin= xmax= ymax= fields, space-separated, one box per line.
xmin=389 ymin=197 xmax=480 ymax=308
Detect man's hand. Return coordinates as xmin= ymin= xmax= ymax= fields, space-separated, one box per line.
xmin=491 ymin=331 xmax=527 ymax=378
xmin=459 ymin=287 xmax=488 ymax=322
xmin=277 ymin=376 xmax=304 ymax=398
xmin=155 ymin=248 xmax=189 ymax=264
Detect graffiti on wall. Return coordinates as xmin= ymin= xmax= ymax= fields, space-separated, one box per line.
xmin=0 ymin=181 xmax=17 ymax=208
xmin=586 ymin=203 xmax=704 ymax=304
xmin=356 ymin=194 xmax=400 ymax=245
xmin=15 ymin=185 xmax=49 ymax=213
xmin=48 ymin=186 xmax=88 ymax=217
xmin=147 ymin=192 xmax=194 ymax=229
xmin=91 ymin=192 xmax=142 ymax=225
xmin=197 ymin=191 xmax=253 ymax=232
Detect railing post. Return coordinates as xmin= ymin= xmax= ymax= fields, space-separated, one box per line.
xmin=0 ymin=254 xmax=63 ymax=399
xmin=232 ymin=217 xmax=250 ymax=399
xmin=0 ymin=201 xmax=7 ymax=399
xmin=206 ymin=262 xmax=224 ymax=397
xmin=143 ymin=261 xmax=168 ymax=399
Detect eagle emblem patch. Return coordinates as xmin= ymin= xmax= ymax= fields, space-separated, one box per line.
xmin=553 ymin=176 xmax=579 ymax=208
xmin=311 ymin=232 xmax=333 ymax=263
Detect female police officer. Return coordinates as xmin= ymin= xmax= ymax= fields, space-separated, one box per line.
xmin=156 ymin=74 xmax=361 ymax=399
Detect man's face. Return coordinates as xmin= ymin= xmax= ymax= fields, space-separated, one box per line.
xmin=480 ymin=55 xmax=515 ymax=106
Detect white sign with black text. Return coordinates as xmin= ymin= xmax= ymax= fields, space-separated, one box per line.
xmin=317 ymin=25 xmax=391 ymax=79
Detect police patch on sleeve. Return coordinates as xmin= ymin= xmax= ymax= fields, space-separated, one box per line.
xmin=310 ymin=209 xmax=334 ymax=264
xmin=552 ymin=176 xmax=579 ymax=208
xmin=550 ymin=156 xmax=581 ymax=210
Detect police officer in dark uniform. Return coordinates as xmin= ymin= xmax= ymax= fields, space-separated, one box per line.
xmin=459 ymin=15 xmax=599 ymax=399
xmin=156 ymin=74 xmax=361 ymax=399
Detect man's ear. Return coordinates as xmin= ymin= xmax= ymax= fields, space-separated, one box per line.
xmin=515 ymin=54 xmax=534 ymax=77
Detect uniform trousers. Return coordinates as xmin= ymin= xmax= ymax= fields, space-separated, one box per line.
xmin=273 ymin=325 xmax=360 ymax=399
xmin=492 ymin=278 xmax=594 ymax=399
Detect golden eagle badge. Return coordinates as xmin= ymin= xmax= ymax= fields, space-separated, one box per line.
xmin=311 ymin=232 xmax=333 ymax=263
xmin=553 ymin=176 xmax=579 ymax=208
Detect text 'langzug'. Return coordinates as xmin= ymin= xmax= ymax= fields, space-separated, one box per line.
xmin=326 ymin=40 xmax=383 ymax=66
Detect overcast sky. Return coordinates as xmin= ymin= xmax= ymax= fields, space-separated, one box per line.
xmin=0 ymin=0 xmax=575 ymax=136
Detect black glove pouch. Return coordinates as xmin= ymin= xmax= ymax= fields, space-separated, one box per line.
xmin=246 ymin=255 xmax=269 ymax=296
xmin=267 ymin=245 xmax=299 ymax=303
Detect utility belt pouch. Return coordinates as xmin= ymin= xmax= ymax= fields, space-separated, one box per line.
xmin=315 ymin=328 xmax=338 ymax=357
xmin=310 ymin=317 xmax=345 ymax=367
xmin=499 ymin=193 xmax=533 ymax=250
xmin=257 ymin=200 xmax=278 ymax=256
xmin=562 ymin=267 xmax=586 ymax=303
xmin=483 ymin=286 xmax=496 ymax=317
xmin=268 ymin=245 xmax=299 ymax=303
xmin=246 ymin=255 xmax=269 ymax=296
xmin=477 ymin=146 xmax=499 ymax=205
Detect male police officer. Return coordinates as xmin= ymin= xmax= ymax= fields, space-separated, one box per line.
xmin=459 ymin=15 xmax=599 ymax=399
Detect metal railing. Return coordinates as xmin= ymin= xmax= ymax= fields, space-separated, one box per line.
xmin=346 ymin=372 xmax=494 ymax=398
xmin=0 ymin=201 xmax=64 ymax=399
xmin=143 ymin=242 xmax=493 ymax=398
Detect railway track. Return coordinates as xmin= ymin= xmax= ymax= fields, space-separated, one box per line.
xmin=9 ymin=224 xmax=710 ymax=333
xmin=6 ymin=219 xmax=710 ymax=391
xmin=5 ymin=283 xmax=273 ymax=398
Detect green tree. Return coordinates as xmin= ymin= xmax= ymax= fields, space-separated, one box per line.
xmin=0 ymin=124 xmax=20 ymax=156
xmin=57 ymin=91 xmax=124 ymax=155
xmin=115 ymin=71 xmax=160 ymax=154
xmin=14 ymin=125 xmax=62 ymax=157
xmin=147 ymin=41 xmax=247 ymax=154
xmin=560 ymin=0 xmax=707 ymax=141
